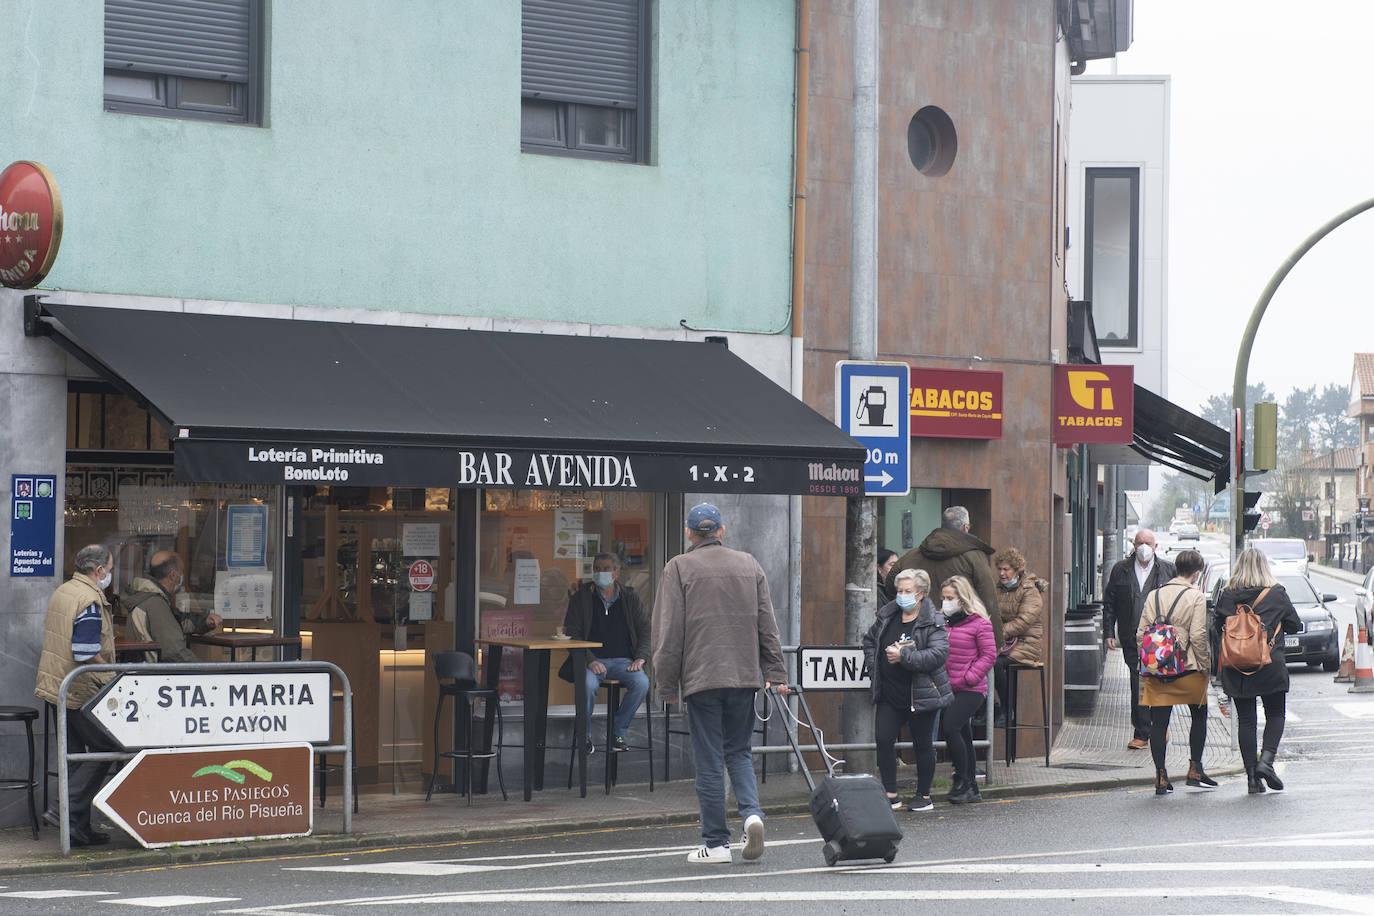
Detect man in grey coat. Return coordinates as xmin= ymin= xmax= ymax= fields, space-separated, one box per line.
xmin=653 ymin=503 xmax=788 ymax=865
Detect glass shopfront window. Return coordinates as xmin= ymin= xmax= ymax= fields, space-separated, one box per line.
xmin=479 ymin=489 xmax=666 ymax=709
xmin=296 ymin=485 xmax=458 ymax=792
xmin=65 ymin=467 xmax=279 ymax=627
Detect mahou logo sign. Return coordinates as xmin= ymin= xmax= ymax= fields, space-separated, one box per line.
xmin=0 ymin=161 xmax=63 ymax=289
xmin=1052 ymin=364 xmax=1134 ymax=445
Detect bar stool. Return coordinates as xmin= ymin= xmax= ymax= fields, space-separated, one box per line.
xmin=0 ymin=706 xmax=40 ymax=840
xmin=567 ymin=679 xmax=653 ymax=794
xmin=1003 ymin=662 xmax=1051 ymax=767
xmin=318 ymin=690 xmax=358 ymax=813
xmin=426 ymin=651 xmax=506 ymax=805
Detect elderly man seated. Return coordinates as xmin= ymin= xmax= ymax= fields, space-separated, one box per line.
xmin=122 ymin=550 xmax=221 ymax=662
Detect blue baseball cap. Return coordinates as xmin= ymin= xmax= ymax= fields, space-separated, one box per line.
xmin=685 ymin=502 xmax=723 ymax=533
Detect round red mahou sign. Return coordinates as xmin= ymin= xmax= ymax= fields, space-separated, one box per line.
xmin=0 ymin=160 xmax=64 ymax=289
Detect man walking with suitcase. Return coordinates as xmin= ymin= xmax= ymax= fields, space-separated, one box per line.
xmin=653 ymin=503 xmax=789 ymax=864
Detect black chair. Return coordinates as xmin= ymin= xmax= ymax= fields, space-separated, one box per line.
xmin=1003 ymin=662 xmax=1051 ymax=767
xmin=566 ymin=679 xmax=653 ymax=794
xmin=0 ymin=706 xmax=40 ymax=840
xmin=426 ymin=651 xmax=506 ymax=805
xmin=318 ymin=689 xmax=358 ymax=813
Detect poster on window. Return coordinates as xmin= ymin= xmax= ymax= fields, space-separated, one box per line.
xmin=553 ymin=510 xmax=583 ymax=561
xmin=214 ymin=570 xmax=273 ymax=619
xmin=481 ymin=610 xmax=531 ymax=704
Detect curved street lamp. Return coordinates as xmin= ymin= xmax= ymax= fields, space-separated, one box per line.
xmin=1231 ymin=198 xmax=1374 ymax=562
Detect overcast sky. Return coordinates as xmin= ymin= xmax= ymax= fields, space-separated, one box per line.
xmin=1085 ymin=1 xmax=1373 ymax=415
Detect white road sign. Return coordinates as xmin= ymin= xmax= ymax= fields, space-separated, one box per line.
xmin=798 ymin=646 xmax=872 ymax=691
xmin=85 ymin=672 xmax=332 ymax=750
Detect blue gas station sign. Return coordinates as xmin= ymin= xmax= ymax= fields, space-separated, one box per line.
xmin=835 ymin=361 xmax=910 ymax=497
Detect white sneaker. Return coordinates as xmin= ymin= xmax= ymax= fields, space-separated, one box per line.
xmin=686 ymin=844 xmax=731 ymax=864
xmin=741 ymin=814 xmax=765 ymax=860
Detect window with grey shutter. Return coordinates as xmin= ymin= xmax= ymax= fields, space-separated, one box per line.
xmin=521 ymin=0 xmax=649 ymax=163
xmin=104 ymin=0 xmax=264 ymax=125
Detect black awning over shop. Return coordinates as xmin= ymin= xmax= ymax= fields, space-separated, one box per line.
xmin=27 ymin=302 xmax=865 ymax=496
xmin=1129 ymin=385 xmax=1230 ymax=492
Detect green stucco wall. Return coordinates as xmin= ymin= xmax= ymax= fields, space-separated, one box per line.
xmin=1 ymin=1 xmax=796 ymax=332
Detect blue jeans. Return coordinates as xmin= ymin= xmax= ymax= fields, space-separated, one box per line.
xmin=583 ymin=658 xmax=649 ymax=739
xmin=685 ymin=687 xmax=762 ymax=848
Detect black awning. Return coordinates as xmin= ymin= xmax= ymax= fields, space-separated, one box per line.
xmin=28 ymin=302 xmax=865 ymax=496
xmin=1129 ymin=385 xmax=1231 ymax=492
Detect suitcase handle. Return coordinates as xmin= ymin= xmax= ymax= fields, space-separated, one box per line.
xmin=766 ymin=684 xmax=836 ymax=791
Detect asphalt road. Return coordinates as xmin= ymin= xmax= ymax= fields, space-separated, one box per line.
xmin=4 ymin=667 xmax=1372 ymax=916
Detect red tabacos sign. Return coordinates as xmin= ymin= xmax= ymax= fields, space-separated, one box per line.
xmin=908 ymin=367 xmax=1003 ymax=439
xmin=0 ymin=161 xmax=63 ymax=289
xmin=1052 ymin=364 xmax=1134 ymax=445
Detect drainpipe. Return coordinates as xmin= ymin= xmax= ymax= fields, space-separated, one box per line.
xmin=788 ymin=0 xmax=811 ymax=672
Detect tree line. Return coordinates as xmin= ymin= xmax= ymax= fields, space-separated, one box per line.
xmin=1149 ymin=382 xmax=1357 ymax=540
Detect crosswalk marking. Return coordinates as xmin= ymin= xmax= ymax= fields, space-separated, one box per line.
xmin=0 ymin=890 xmax=111 ymax=899
xmin=884 ymin=859 xmax=1371 ymax=874
xmin=286 ymin=838 xmax=820 ymax=875
xmin=1330 ymin=702 xmax=1374 ymax=718
xmin=112 ymin=895 xmax=239 ymax=907
xmin=338 ymin=886 xmax=1374 ymax=910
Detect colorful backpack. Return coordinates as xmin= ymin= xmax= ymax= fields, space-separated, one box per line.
xmin=1139 ymin=587 xmax=1189 ymax=678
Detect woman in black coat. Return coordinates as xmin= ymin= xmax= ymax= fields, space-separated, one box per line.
xmin=1211 ymin=547 xmax=1302 ymax=794
xmin=862 ymin=567 xmax=952 ymax=812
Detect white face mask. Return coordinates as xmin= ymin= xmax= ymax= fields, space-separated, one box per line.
xmin=593 ymin=571 xmax=614 ymax=589
xmin=98 ymin=571 xmax=113 ymax=590
xmin=1136 ymin=544 xmax=1154 ymax=564
xmin=941 ymin=598 xmax=960 ymax=613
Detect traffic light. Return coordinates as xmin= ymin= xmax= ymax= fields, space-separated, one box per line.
xmin=1252 ymin=403 xmax=1277 ymax=471
xmin=1242 ymin=491 xmax=1263 ymax=533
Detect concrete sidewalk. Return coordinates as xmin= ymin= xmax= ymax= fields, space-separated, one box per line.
xmin=0 ymin=654 xmax=1241 ymax=877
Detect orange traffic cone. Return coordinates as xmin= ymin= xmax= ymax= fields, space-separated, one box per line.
xmin=1350 ymin=623 xmax=1374 ymax=694
xmin=1335 ymin=624 xmax=1357 ymax=683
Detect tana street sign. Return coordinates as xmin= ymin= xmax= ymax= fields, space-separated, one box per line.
xmin=85 ymin=671 xmax=332 ymax=750
xmin=95 ymin=742 xmax=313 ymax=847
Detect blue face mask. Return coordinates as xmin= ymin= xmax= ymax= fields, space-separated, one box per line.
xmin=895 ymin=593 xmax=917 ymax=610
xmin=593 ymin=571 xmax=614 ymax=589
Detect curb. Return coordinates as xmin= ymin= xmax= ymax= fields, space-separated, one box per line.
xmin=0 ymin=766 xmax=1248 ymax=878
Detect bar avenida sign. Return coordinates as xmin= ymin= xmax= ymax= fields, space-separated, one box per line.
xmin=0 ymin=161 xmax=63 ymax=289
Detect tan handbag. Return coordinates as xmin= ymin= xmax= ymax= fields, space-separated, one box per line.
xmin=1219 ymin=586 xmax=1278 ymax=674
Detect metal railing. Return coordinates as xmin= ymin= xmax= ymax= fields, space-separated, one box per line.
xmin=753 ymin=646 xmax=997 ymax=776
xmin=54 ymin=660 xmax=351 ymax=857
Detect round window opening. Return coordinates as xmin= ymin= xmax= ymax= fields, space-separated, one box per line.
xmin=907 ymin=105 xmax=957 ymax=177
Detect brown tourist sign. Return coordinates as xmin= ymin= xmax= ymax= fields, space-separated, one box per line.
xmin=94 ymin=742 xmax=313 ymax=848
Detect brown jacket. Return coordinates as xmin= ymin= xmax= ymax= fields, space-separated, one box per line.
xmin=886 ymin=527 xmax=1004 ymax=649
xmin=651 ymin=538 xmax=786 ymax=703
xmin=35 ymin=572 xmax=115 ymax=709
xmin=996 ymin=574 xmax=1044 ymax=666
xmin=1136 ymin=576 xmax=1210 ymax=676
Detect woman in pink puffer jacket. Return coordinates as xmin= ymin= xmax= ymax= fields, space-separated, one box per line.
xmin=940 ymin=575 xmax=997 ymax=804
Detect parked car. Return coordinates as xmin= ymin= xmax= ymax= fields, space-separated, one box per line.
xmin=1174 ymin=523 xmax=1200 ymax=540
xmin=1356 ymin=566 xmax=1374 ymax=629
xmin=1277 ymin=574 xmax=1340 ymax=671
xmin=1248 ymin=537 xmax=1311 ymax=577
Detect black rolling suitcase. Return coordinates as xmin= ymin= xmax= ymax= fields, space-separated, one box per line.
xmin=768 ymin=685 xmax=902 ymax=866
